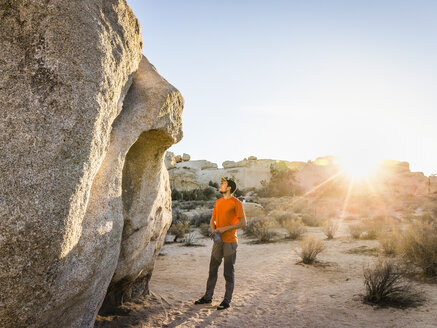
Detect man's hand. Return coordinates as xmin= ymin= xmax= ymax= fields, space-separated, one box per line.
xmin=215 ymin=227 xmax=228 ymax=234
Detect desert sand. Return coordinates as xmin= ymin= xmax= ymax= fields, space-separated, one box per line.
xmin=96 ymin=220 xmax=436 ymax=328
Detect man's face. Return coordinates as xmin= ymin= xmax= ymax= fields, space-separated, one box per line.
xmin=219 ymin=180 xmax=230 ymax=194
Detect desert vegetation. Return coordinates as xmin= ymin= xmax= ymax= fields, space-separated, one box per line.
xmin=363 ymin=258 xmax=421 ymax=307
xmin=167 ymin=170 xmax=437 ymax=320
xmin=299 ymin=236 xmax=325 ymax=264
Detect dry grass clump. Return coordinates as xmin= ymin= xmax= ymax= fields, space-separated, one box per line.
xmin=363 ymin=258 xmax=421 ymax=307
xmin=377 ymin=230 xmax=398 ymax=256
xmin=348 ymin=223 xmax=365 ymax=239
xmin=398 ymin=220 xmax=437 ymax=276
xmin=184 ymin=231 xmax=201 ymax=246
xmin=272 ymin=210 xmax=297 ymax=226
xmin=244 ymin=218 xmax=276 ymax=243
xmin=322 ymin=219 xmax=339 ymax=239
xmin=360 ymin=219 xmax=380 ymax=240
xmin=348 ymin=219 xmax=383 ymax=240
xmin=299 ymin=236 xmax=325 ymax=264
xmin=301 ymin=214 xmax=324 ymax=227
xmin=283 ymin=218 xmax=307 ymax=240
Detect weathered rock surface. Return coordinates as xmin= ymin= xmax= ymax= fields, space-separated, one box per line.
xmin=165 ymin=151 xmax=176 ymax=168
xmin=0 ymin=1 xmax=183 ymax=327
xmin=100 ymin=55 xmax=183 ymax=313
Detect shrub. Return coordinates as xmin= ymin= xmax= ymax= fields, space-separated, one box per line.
xmin=273 ymin=211 xmax=297 ymax=226
xmin=323 ymin=219 xmax=339 ymax=239
xmin=243 ymin=218 xmax=259 ymax=237
xmin=378 ymin=230 xmax=398 ymax=256
xmin=349 ymin=223 xmax=365 ymax=239
xmin=363 ymin=258 xmax=419 ymax=306
xmin=168 ymin=220 xmax=191 ymax=242
xmin=256 ymin=163 xmax=302 ymax=197
xmin=299 ymin=236 xmax=325 ymax=264
xmin=360 ymin=220 xmax=380 ymax=240
xmin=191 ymin=211 xmax=211 ymax=227
xmin=184 ymin=231 xmax=199 ymax=246
xmin=199 ymin=223 xmax=211 ymax=237
xmin=283 ymin=219 xmax=306 ymax=240
xmin=301 ymin=214 xmax=324 ymax=227
xmin=244 ymin=218 xmax=276 ymax=243
xmin=175 ymin=187 xmax=219 ymax=201
xmin=398 ymin=221 xmax=437 ymax=276
xmin=208 ymin=180 xmax=219 ymax=189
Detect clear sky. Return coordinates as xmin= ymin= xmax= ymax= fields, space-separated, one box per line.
xmin=127 ymin=0 xmax=436 ymax=176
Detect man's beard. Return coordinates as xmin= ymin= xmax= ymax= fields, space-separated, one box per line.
xmin=219 ymin=190 xmax=226 ymax=195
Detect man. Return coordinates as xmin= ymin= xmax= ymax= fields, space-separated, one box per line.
xmin=194 ymin=177 xmax=247 ymax=310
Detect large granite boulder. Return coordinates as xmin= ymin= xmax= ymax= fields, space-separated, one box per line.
xmin=0 ymin=1 xmax=183 ymax=327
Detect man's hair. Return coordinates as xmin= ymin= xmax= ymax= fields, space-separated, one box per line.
xmin=221 ymin=177 xmax=237 ymax=193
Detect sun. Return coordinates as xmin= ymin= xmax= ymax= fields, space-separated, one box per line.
xmin=338 ymin=156 xmax=379 ymax=180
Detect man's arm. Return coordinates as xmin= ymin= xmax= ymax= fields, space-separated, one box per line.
xmin=210 ymin=215 xmax=216 ymax=233
xmin=215 ymin=217 xmax=247 ymax=234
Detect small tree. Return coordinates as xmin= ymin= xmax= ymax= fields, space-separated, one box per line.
xmin=257 ymin=163 xmax=302 ymax=197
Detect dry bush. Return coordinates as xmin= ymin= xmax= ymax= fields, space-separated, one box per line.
xmin=360 ymin=220 xmax=380 ymax=240
xmin=283 ymin=219 xmax=306 ymax=240
xmin=378 ymin=230 xmax=399 ymax=256
xmin=244 ymin=218 xmax=276 ymax=243
xmin=199 ymin=223 xmax=211 ymax=237
xmin=323 ymin=219 xmax=339 ymax=239
xmin=348 ymin=223 xmax=365 ymax=239
xmin=363 ymin=258 xmax=420 ymax=307
xmin=168 ymin=220 xmax=191 ymax=242
xmin=191 ymin=210 xmax=212 ymax=227
xmin=184 ymin=231 xmax=199 ymax=246
xmin=398 ymin=220 xmax=437 ymax=276
xmin=272 ymin=210 xmax=297 ymax=226
xmin=299 ymin=236 xmax=325 ymax=264
xmin=301 ymin=214 xmax=324 ymax=227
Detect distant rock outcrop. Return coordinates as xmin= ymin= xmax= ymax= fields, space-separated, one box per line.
xmin=182 ymin=153 xmax=191 ymax=161
xmin=0 ymin=2 xmax=183 ymax=327
xmin=167 ymin=154 xmax=436 ymax=196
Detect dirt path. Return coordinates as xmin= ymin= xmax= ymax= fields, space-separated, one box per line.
xmin=96 ymin=224 xmax=437 ymax=328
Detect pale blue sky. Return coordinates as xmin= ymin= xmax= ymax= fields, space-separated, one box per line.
xmin=127 ymin=0 xmax=437 ymax=175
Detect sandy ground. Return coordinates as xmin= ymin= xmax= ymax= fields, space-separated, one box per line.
xmin=96 ymin=221 xmax=437 ymax=328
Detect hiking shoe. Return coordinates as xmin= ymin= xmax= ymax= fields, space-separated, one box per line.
xmin=217 ymin=300 xmax=230 ymax=310
xmin=194 ymin=297 xmax=212 ymax=305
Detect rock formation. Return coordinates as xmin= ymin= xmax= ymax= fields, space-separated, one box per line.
xmin=168 ymin=155 xmax=437 ymax=196
xmin=182 ymin=152 xmax=191 ymax=161
xmin=0 ymin=1 xmax=183 ymax=327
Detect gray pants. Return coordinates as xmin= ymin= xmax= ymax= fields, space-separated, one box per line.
xmin=204 ymin=241 xmax=238 ymax=303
